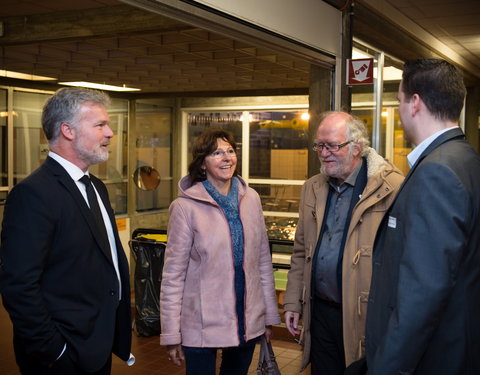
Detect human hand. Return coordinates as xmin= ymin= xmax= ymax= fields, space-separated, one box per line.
xmin=264 ymin=325 xmax=273 ymax=343
xmin=284 ymin=311 xmax=301 ymax=336
xmin=166 ymin=344 xmax=184 ymax=366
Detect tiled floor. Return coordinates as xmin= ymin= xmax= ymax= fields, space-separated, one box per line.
xmin=0 ymin=297 xmax=309 ymax=375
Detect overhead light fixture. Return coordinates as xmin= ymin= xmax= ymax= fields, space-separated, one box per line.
xmin=59 ymin=81 xmax=140 ymax=92
xmin=0 ymin=69 xmax=56 ymax=81
xmin=301 ymin=112 xmax=310 ymax=121
xmin=352 ymin=49 xmax=372 ymax=60
xmin=239 ymin=114 xmax=254 ymax=122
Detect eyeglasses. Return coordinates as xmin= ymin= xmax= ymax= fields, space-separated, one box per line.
xmin=312 ymin=141 xmax=352 ymax=153
xmin=209 ymin=148 xmax=237 ymax=159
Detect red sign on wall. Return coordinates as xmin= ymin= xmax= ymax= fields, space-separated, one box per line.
xmin=347 ymin=58 xmax=374 ymax=85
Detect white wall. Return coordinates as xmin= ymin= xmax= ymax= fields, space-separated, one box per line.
xmin=193 ymin=0 xmax=342 ymax=57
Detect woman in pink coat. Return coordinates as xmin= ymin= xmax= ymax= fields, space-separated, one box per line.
xmin=160 ymin=128 xmax=280 ymax=375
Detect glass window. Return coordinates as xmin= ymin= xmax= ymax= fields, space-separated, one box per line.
xmin=392 ymin=108 xmax=413 ymax=175
xmin=352 ymin=105 xmax=412 ymax=176
xmin=249 ymin=111 xmax=309 ymax=180
xmin=12 ymin=90 xmax=128 ymax=214
xmin=135 ymin=100 xmax=172 ymax=212
xmin=185 ymin=108 xmax=308 ymax=240
xmin=352 ymin=42 xmax=408 ymax=173
xmin=250 ymin=183 xmax=301 ymax=214
xmin=264 ymin=216 xmax=297 ymax=242
xmin=12 ymin=90 xmax=52 ymax=185
xmin=0 ymin=89 xmax=7 ymax=187
xmin=351 ymin=107 xmax=375 ymax=145
xmin=89 ymin=98 xmax=129 ymax=215
xmin=248 ymin=110 xmax=307 ymax=234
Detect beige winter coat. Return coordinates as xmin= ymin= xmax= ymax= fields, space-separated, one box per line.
xmin=283 ymin=147 xmax=404 ymax=370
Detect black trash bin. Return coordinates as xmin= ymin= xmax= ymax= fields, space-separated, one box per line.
xmin=129 ymin=228 xmax=167 ymax=337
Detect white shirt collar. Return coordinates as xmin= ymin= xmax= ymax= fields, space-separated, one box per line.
xmin=407 ymin=126 xmax=458 ymax=168
xmin=48 ymin=151 xmax=87 ymax=181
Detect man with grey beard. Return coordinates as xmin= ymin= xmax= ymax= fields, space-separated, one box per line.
xmin=283 ymin=111 xmax=403 ymax=375
xmin=0 ymin=87 xmax=133 ymax=374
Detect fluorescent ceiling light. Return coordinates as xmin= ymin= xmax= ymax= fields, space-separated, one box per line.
xmin=352 ymin=49 xmax=372 ymax=59
xmin=383 ymin=66 xmax=403 ymax=81
xmin=0 ymin=69 xmax=56 ymax=81
xmin=59 ymin=81 xmax=140 ymax=92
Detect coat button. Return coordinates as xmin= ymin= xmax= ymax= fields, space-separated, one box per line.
xmin=110 ymin=290 xmax=116 ymax=296
xmin=306 ymin=256 xmax=312 ymax=263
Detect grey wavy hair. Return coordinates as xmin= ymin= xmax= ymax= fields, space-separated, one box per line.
xmin=42 ymin=87 xmax=110 ymax=146
xmin=318 ymin=111 xmax=370 ymax=156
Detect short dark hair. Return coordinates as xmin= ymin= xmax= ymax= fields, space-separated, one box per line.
xmin=402 ymin=59 xmax=466 ymax=122
xmin=188 ymin=128 xmax=238 ymax=183
xmin=42 ymin=87 xmax=110 ymax=145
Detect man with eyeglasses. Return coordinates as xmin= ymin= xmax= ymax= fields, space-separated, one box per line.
xmin=283 ymin=111 xmax=404 ymax=375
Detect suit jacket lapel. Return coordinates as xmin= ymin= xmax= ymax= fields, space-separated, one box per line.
xmin=373 ymin=127 xmax=465 ymax=257
xmin=43 ymin=157 xmax=114 ymax=264
xmin=397 ymin=127 xmax=465 ymax=197
xmin=410 ymin=127 xmax=464 ymax=173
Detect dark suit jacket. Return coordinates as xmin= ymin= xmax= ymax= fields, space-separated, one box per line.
xmin=0 ymin=157 xmax=132 ymax=372
xmin=365 ymin=127 xmax=480 ymax=375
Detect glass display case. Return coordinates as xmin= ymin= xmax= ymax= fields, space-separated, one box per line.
xmin=269 ymin=238 xmax=294 ymax=291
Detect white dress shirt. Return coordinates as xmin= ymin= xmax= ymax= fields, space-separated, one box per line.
xmin=407 ymin=126 xmax=459 ymax=168
xmin=48 ymin=152 xmax=121 ymax=294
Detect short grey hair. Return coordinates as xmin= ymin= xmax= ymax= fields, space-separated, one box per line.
xmin=42 ymin=87 xmax=110 ymax=145
xmin=318 ymin=111 xmax=370 ymax=156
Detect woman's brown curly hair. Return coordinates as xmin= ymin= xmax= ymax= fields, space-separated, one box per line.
xmin=188 ymin=128 xmax=238 ymax=183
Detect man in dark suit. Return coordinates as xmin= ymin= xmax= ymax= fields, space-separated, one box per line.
xmin=0 ymin=87 xmax=133 ymax=374
xmin=363 ymin=59 xmax=480 ymax=374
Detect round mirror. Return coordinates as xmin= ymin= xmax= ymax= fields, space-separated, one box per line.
xmin=133 ymin=166 xmax=161 ymax=191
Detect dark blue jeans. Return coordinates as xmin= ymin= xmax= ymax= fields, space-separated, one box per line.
xmin=183 ymin=339 xmax=257 ymax=375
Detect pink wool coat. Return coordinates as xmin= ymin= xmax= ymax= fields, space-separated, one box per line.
xmin=160 ymin=175 xmax=280 ymax=347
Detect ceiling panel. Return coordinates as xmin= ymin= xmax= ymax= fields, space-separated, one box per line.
xmin=0 ymin=1 xmax=311 ymax=93
xmin=384 ymin=0 xmax=480 ymax=71
xmin=0 ymin=0 xmax=479 ymax=94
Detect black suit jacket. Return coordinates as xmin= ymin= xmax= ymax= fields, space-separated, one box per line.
xmin=365 ymin=128 xmax=480 ymax=374
xmin=0 ymin=157 xmax=132 ymax=372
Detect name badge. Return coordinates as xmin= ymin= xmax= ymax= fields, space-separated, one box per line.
xmin=388 ymin=216 xmax=397 ymax=228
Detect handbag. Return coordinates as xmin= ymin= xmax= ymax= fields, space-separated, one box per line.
xmin=257 ymin=336 xmax=282 ymax=375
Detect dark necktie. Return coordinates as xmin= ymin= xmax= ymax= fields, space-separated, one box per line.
xmin=79 ymin=175 xmax=110 ymax=253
